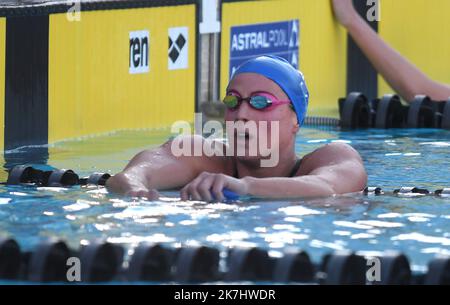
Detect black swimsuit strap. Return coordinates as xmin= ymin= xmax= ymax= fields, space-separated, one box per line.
xmin=288 ymin=158 xmax=303 ymax=177
xmin=233 ymin=160 xmax=239 ymax=178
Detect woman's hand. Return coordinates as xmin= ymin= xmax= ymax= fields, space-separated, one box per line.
xmin=331 ymin=0 xmax=359 ymax=29
xmin=106 ymin=172 xmax=160 ymax=200
xmin=180 ymin=172 xmax=249 ymax=202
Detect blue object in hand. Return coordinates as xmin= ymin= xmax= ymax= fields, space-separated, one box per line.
xmin=209 ymin=188 xmax=241 ymax=202
xmin=222 ymin=188 xmax=240 ymax=201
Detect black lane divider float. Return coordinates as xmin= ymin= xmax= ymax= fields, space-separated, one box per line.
xmin=1 ymin=166 xmax=450 ymax=284
xmin=339 ymin=93 xmax=450 ymax=129
xmin=4 ymin=165 xmax=109 ymax=187
xmin=364 ymin=186 xmax=450 ymax=197
xmin=1 ymin=238 xmax=449 ymax=285
xmin=3 ymin=166 xmax=450 ymax=198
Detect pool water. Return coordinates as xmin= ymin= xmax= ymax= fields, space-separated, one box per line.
xmin=1 ymin=127 xmax=449 ymax=273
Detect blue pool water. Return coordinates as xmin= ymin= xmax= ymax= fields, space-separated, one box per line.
xmin=1 ymin=127 xmax=449 ymax=273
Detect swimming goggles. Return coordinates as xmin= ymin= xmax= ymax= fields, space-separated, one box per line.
xmin=222 ymin=93 xmax=291 ymax=111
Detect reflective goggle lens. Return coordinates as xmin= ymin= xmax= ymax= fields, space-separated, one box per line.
xmin=249 ymin=95 xmax=271 ymax=109
xmin=223 ymin=95 xmax=239 ymax=108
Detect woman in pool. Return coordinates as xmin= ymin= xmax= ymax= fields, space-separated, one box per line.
xmin=332 ymin=0 xmax=450 ymax=102
xmin=106 ymin=56 xmax=367 ymax=201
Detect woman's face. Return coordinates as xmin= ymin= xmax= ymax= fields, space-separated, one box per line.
xmin=224 ymin=73 xmax=298 ymax=163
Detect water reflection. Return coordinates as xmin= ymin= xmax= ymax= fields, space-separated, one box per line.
xmin=0 ymin=128 xmax=449 ymax=269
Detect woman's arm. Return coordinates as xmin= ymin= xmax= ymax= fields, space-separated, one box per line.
xmin=243 ymin=160 xmax=366 ymax=198
xmin=332 ymin=0 xmax=450 ymax=102
xmin=181 ymin=143 xmax=368 ymax=200
xmin=106 ymin=135 xmax=227 ymax=198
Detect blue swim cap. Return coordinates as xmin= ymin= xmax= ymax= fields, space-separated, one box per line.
xmin=231 ymin=55 xmax=309 ymax=125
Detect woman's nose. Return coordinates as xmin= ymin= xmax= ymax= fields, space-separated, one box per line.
xmin=234 ymin=100 xmax=253 ymax=121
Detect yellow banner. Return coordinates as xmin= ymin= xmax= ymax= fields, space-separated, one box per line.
xmin=378 ymin=0 xmax=450 ymax=97
xmin=49 ymin=5 xmax=196 ymax=142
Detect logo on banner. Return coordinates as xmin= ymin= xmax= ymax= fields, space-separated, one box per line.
xmin=229 ymin=20 xmax=300 ymax=78
xmin=168 ymin=27 xmax=189 ymax=70
xmin=129 ymin=30 xmax=149 ymax=74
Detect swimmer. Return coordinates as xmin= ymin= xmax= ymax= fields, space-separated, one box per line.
xmin=106 ymin=55 xmax=367 ymax=201
xmin=332 ymin=0 xmax=450 ymax=102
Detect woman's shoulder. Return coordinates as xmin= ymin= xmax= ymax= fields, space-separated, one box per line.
xmin=299 ymin=142 xmax=363 ymax=174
